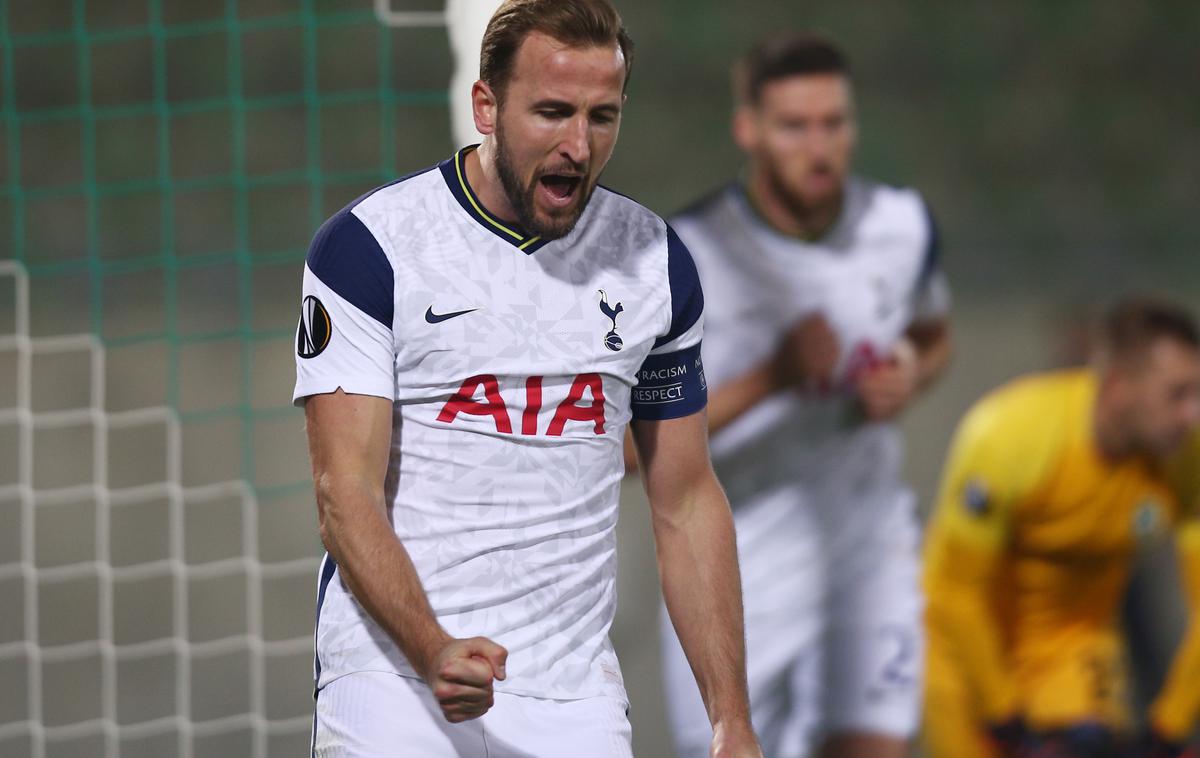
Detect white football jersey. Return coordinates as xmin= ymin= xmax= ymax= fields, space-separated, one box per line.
xmin=671 ymin=179 xmax=948 ymax=505
xmin=294 ymin=147 xmax=706 ymax=701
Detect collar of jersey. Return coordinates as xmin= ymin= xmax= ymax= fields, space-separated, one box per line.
xmin=439 ymin=146 xmax=550 ymax=255
xmin=733 ymin=181 xmax=843 ymax=246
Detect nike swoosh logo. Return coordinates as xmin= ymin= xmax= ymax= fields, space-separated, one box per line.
xmin=425 ymin=306 xmax=479 ymax=324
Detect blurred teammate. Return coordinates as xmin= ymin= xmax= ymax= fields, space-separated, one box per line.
xmin=295 ymin=1 xmax=760 ymax=755
xmin=657 ymin=33 xmax=952 ymax=758
xmin=923 ymin=298 xmax=1200 ymax=758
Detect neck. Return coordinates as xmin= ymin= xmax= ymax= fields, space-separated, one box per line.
xmin=465 ymin=140 xmax=520 ymax=224
xmin=745 ymin=166 xmax=842 ymax=241
xmin=1093 ymin=392 xmax=1133 ymax=461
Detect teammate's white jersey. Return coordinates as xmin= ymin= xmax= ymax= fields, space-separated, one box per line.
xmin=294 ymin=147 xmax=706 ymax=702
xmin=671 ymin=179 xmax=948 ymax=505
xmin=663 ymin=179 xmax=946 ymax=755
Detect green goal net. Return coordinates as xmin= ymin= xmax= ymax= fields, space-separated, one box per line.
xmin=0 ymin=1 xmax=453 ymax=756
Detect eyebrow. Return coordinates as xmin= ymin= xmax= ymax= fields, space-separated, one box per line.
xmin=530 ymin=98 xmax=622 ymax=114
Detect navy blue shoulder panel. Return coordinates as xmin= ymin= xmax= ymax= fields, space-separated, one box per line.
xmin=304 ymin=167 xmax=438 ymax=329
xmin=917 ymin=199 xmax=942 ymax=289
xmin=306 ymin=208 xmax=394 ymax=329
xmin=653 ymin=224 xmax=705 ymax=349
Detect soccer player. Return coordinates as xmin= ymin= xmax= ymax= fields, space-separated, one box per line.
xmin=656 ymin=33 xmax=952 ymax=758
xmin=922 ymin=298 xmax=1200 ymax=758
xmin=294 ymin=1 xmax=761 ymax=756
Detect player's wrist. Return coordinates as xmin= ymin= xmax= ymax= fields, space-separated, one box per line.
xmin=407 ymin=626 xmax=456 ymax=683
xmin=710 ymin=716 xmax=760 ymax=756
xmin=708 ymin=699 xmax=754 ymax=734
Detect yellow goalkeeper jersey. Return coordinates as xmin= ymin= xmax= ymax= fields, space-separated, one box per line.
xmin=922 ymin=369 xmax=1200 ymax=756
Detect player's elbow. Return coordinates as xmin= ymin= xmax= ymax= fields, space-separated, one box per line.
xmin=649 ymin=478 xmax=732 ymax=537
xmin=313 ymin=472 xmax=341 ymax=549
xmin=313 ymin=472 xmax=382 ymax=551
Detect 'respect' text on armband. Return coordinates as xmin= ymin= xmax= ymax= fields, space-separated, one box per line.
xmin=631 ymin=343 xmax=707 ymax=421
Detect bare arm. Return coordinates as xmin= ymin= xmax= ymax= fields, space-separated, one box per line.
xmin=633 ymin=411 xmax=761 ymax=757
xmin=305 ymin=389 xmax=506 ymax=722
xmin=624 ymin=364 xmax=780 ymax=470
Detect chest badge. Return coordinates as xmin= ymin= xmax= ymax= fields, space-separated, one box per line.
xmin=598 ymin=289 xmax=624 ymax=352
xmin=1132 ymin=498 xmax=1164 ymax=539
xmin=962 ymin=479 xmax=991 ymax=517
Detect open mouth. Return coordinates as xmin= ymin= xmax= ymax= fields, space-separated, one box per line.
xmin=538 ymin=174 xmax=583 ymax=204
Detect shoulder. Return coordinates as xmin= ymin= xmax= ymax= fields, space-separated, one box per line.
xmin=310 ymin=165 xmax=440 ymax=262
xmin=669 ymin=184 xmax=744 ymax=244
xmin=671 ymin=183 xmax=738 ymax=226
xmin=589 ymin=187 xmax=704 ymax=349
xmin=596 ymin=189 xmax=706 ymax=336
xmin=338 ymin=164 xmax=443 ymax=236
xmin=932 ymin=371 xmax=1085 ymax=526
xmin=591 ymin=184 xmax=669 ymax=238
xmin=955 ymin=370 xmax=1084 ymax=472
xmin=306 ymin=167 xmax=437 ymax=327
xmin=588 ymin=186 xmax=701 ymax=273
xmin=850 ymin=176 xmax=935 ymax=240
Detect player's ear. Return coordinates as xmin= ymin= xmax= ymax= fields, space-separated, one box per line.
xmin=1099 ymin=361 xmax=1133 ymax=409
xmin=732 ymin=105 xmax=757 ymax=153
xmin=472 ymin=80 xmax=499 ymax=136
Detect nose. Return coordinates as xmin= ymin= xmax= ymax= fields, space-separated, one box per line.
xmin=559 ymin=114 xmax=590 ymax=168
xmin=805 ymin=129 xmax=836 ymax=163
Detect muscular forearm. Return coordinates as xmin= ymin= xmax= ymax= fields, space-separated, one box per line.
xmin=707 ymin=363 xmax=778 ymax=435
xmin=317 ymin=476 xmax=449 ymax=680
xmin=653 ymin=475 xmax=751 ymax=727
xmin=624 ymin=363 xmax=779 ymax=473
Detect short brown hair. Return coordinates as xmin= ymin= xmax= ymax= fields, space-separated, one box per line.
xmin=735 ymin=32 xmax=850 ymax=105
xmin=480 ymin=0 xmax=634 ymax=98
xmin=1099 ymin=296 xmax=1200 ymax=364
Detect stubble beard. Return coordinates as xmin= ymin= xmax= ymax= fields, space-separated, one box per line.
xmin=764 ymin=159 xmax=842 ymax=224
xmin=494 ymin=122 xmax=591 ymax=242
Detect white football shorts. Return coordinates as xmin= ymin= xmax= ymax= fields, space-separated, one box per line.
xmin=313 ymin=671 xmax=633 ymax=757
xmin=661 ymin=484 xmax=924 ymax=758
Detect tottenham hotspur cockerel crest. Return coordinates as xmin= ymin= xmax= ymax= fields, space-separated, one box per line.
xmin=598 ymin=290 xmax=623 ymax=352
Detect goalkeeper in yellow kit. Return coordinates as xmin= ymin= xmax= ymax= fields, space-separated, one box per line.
xmin=923 ymin=298 xmax=1200 ymax=758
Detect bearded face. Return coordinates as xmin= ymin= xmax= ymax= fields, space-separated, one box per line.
xmin=482 ymin=32 xmax=626 ymax=241
xmin=493 ymin=114 xmax=596 ymax=241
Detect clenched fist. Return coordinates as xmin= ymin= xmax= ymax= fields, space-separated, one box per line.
xmin=426 ymin=636 xmax=508 ymax=723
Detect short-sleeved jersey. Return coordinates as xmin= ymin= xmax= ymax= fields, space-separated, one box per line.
xmin=670 ymin=180 xmax=947 ymax=502
xmin=294 ymin=147 xmax=707 ymax=701
xmin=923 ymin=370 xmax=1180 ymax=729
